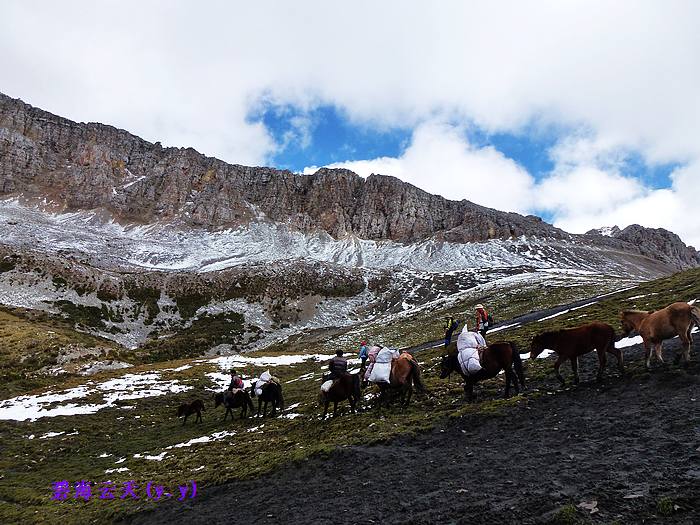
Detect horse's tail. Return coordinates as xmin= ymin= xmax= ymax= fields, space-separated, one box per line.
xmin=691 ymin=305 xmax=700 ymax=329
xmin=246 ymin=391 xmax=255 ymax=413
xmin=352 ymin=373 xmax=361 ymax=402
xmin=510 ymin=341 xmax=525 ymax=388
xmin=409 ymin=359 xmax=426 ymax=394
xmin=276 ymin=384 xmax=285 ymax=410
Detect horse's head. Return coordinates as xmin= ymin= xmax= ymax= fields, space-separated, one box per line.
xmin=439 ymin=354 xmax=454 ymax=379
xmin=213 ymin=392 xmax=224 ymax=408
xmin=176 ymin=404 xmax=186 ymax=417
xmin=530 ymin=333 xmax=546 ymax=359
xmin=620 ymin=311 xmax=645 ymax=337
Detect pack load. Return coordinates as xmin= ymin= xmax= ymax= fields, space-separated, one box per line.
xmin=368 ymin=346 xmax=398 ymax=383
xmin=255 ymin=370 xmax=272 ymax=396
xmin=320 ymin=380 xmax=334 ymax=393
xmin=458 ymin=348 xmax=482 ymax=375
xmin=363 ymin=345 xmax=383 ymax=380
xmin=456 ymin=330 xmax=484 ymax=375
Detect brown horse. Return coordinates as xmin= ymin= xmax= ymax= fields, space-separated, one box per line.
xmin=214 ymin=389 xmax=255 ymax=420
xmin=439 ymin=341 xmax=524 ymax=401
xmin=621 ymin=302 xmax=700 ymax=368
xmin=177 ymin=399 xmax=205 ymax=425
xmin=530 ymin=322 xmax=623 ymax=384
xmin=319 ymin=372 xmax=361 ymax=418
xmin=375 ymin=354 xmax=426 ymax=407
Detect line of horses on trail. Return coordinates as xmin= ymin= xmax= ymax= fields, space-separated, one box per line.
xmin=177 ymin=301 xmax=700 ymax=424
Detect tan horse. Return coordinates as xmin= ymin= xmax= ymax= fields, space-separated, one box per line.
xmin=376 ymin=353 xmax=426 ymax=407
xmin=620 ymin=302 xmax=700 ymax=368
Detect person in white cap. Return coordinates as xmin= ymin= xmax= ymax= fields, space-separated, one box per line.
xmin=475 ymin=304 xmax=490 ymax=338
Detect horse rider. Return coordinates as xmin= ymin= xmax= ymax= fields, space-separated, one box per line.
xmin=228 ymin=369 xmax=244 ymax=391
xmin=475 ymin=304 xmax=490 ymax=338
xmin=456 ymin=321 xmax=488 ymax=375
xmin=444 ymin=315 xmax=459 ymax=347
xmin=359 ymin=340 xmax=369 ymax=367
xmin=326 ymin=349 xmax=348 ymax=382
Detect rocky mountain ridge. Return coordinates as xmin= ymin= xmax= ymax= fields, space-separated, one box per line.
xmin=1 ymin=92 xmax=699 ymax=353
xmin=4 ymin=91 xmax=697 ymax=273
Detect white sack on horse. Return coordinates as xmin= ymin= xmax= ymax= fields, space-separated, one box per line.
xmin=457 ymin=331 xmax=485 ymax=375
xmin=368 ymin=347 xmax=397 ymax=383
xmin=363 ymin=345 xmax=383 ymax=380
xmin=320 ymin=380 xmax=334 ymax=393
xmin=255 ymin=370 xmax=272 ymax=396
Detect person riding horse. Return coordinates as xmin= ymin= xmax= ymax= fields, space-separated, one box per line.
xmin=228 ymin=369 xmax=244 ymax=391
xmin=326 ymin=349 xmax=348 ymax=382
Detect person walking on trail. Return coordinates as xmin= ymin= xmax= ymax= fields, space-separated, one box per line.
xmin=326 ymin=349 xmax=348 ymax=382
xmin=359 ymin=340 xmax=369 ymax=367
xmin=475 ymin=304 xmax=490 ymax=338
xmin=444 ymin=315 xmax=459 ymax=348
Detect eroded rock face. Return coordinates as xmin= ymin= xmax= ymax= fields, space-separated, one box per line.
xmin=613 ymin=225 xmax=700 ymax=269
xmin=1 ymin=92 xmax=699 ymax=271
xmin=0 ymin=93 xmax=561 ymax=243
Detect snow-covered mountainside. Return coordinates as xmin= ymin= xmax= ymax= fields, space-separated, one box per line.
xmin=1 ymin=93 xmax=699 ymax=353
xmin=0 ymin=198 xmax=675 ymax=350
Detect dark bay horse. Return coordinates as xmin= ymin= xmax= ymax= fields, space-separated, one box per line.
xmin=375 ymin=354 xmax=426 ymax=407
xmin=320 ymin=372 xmax=361 ymax=418
xmin=530 ymin=322 xmax=623 ymax=384
xmin=177 ymin=399 xmax=205 ymax=425
xmin=440 ymin=341 xmax=524 ymax=401
xmin=621 ymin=302 xmax=700 ymax=368
xmin=214 ymin=389 xmax=255 ymax=420
xmin=251 ymin=382 xmax=284 ymax=417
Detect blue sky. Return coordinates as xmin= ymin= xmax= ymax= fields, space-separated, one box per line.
xmin=257 ymin=101 xmax=677 ymax=192
xmin=3 ymin=1 xmax=698 ymax=245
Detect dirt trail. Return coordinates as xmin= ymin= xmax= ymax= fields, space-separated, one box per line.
xmin=406 ymin=287 xmax=632 ymax=353
xmin=126 ymin=337 xmax=700 ymax=524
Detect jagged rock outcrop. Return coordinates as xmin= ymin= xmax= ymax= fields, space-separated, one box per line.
xmin=1 ymin=92 xmax=699 ymax=271
xmin=0 ymin=93 xmax=562 ymax=243
xmin=615 ymin=225 xmax=700 ymax=269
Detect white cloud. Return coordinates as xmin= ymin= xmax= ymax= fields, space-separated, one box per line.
xmin=1 ymin=1 xmax=699 ymax=245
xmin=305 ymin=126 xmax=700 ymax=247
xmin=305 ymin=121 xmax=533 ymax=212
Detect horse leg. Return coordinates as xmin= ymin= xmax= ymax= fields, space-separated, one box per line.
xmin=643 ymin=340 xmax=652 ymax=369
xmin=333 ymin=401 xmax=338 ymax=417
xmin=654 ymin=342 xmax=665 ymax=365
xmin=405 ymin=385 xmax=413 ymax=407
xmin=570 ymin=356 xmax=581 ymax=384
xmin=182 ymin=413 xmax=188 ymax=426
xmin=595 ymin=349 xmax=606 ymax=382
xmin=349 ymin=395 xmax=357 ymax=414
xmin=197 ymin=411 xmax=202 ymax=423
xmin=553 ymin=355 xmax=566 ymax=385
xmin=504 ymin=367 xmax=512 ymax=398
xmin=679 ymin=332 xmax=691 ymax=368
xmin=464 ymin=381 xmax=474 ymax=402
xmin=257 ymin=398 xmax=262 ymax=417
xmin=323 ymin=398 xmax=329 ymax=418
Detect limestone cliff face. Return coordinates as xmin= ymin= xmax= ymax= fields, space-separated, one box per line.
xmin=1 ymin=92 xmax=699 ymax=271
xmin=0 ymin=93 xmax=561 ymax=243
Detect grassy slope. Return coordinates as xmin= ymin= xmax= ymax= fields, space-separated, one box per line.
xmin=0 ymin=307 xmax=126 ymax=398
xmin=0 ymin=268 xmax=698 ymax=523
